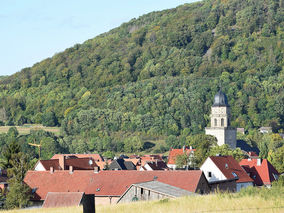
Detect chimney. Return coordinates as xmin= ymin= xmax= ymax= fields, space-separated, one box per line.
xmin=59 ymin=155 xmax=65 ymax=170
xmin=50 ymin=166 xmax=54 ymax=174
xmin=94 ymin=166 xmax=99 ymax=173
xmin=257 ymin=158 xmax=262 ymax=166
xmin=69 ymin=165 xmax=73 ymax=174
xmin=190 ymin=146 xmax=192 ymax=150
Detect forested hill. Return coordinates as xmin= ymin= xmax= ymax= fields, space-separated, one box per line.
xmin=0 ymin=0 xmax=283 ymax=139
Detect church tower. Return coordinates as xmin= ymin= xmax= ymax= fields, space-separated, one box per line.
xmin=205 ymin=90 xmax=236 ymax=149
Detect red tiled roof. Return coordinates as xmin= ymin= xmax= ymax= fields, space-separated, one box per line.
xmin=42 ymin=192 xmax=83 ymax=208
xmin=209 ymin=156 xmax=253 ymax=183
xmin=51 ymin=154 xmax=104 ymax=162
xmin=239 ymin=159 xmax=279 ymax=186
xmin=24 ymin=171 xmax=92 ymax=201
xmin=85 ymin=170 xmax=203 ymax=196
xmin=141 ymin=155 xmax=163 ymax=161
xmin=24 ymin=170 xmax=204 ymax=200
xmin=38 ymin=159 xmax=60 ymax=170
xmin=168 ymin=148 xmax=195 ymax=165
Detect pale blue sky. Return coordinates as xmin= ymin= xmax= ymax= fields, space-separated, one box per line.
xmin=0 ymin=0 xmax=198 ymax=76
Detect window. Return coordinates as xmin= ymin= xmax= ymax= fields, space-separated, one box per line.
xmin=225 ymin=163 xmax=228 ymax=169
xmin=214 ymin=119 xmax=217 ymax=127
xmin=232 ymin=172 xmax=238 ymax=179
xmin=208 ymin=171 xmax=212 ymax=178
xmin=141 ymin=188 xmax=144 ymax=194
xmin=221 ymin=118 xmax=224 ymax=127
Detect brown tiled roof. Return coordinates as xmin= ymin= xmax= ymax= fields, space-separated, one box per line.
xmin=209 ymin=156 xmax=253 ymax=183
xmin=239 ymin=159 xmax=279 ymax=186
xmin=51 ymin=154 xmax=104 ymax=162
xmin=124 ymin=158 xmax=140 ymax=166
xmin=24 ymin=170 xmax=204 ymax=200
xmin=38 ymin=159 xmax=60 ymax=170
xmin=145 ymin=161 xmax=169 ymax=170
xmin=65 ymin=158 xmax=98 ymax=170
xmin=168 ymin=148 xmax=196 ymax=165
xmin=42 ymin=192 xmax=83 ymax=208
xmin=141 ymin=155 xmax=163 ymax=161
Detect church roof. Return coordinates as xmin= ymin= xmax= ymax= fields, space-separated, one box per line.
xmin=212 ymin=90 xmax=229 ymax=107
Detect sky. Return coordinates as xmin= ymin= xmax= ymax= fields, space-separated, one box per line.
xmin=0 ymin=0 xmax=199 ymax=76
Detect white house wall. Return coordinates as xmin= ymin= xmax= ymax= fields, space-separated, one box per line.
xmin=200 ymin=158 xmax=227 ymax=182
xmin=34 ymin=162 xmax=46 ymax=171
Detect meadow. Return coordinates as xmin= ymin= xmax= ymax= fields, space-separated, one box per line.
xmin=3 ymin=186 xmax=284 ymax=213
xmin=0 ymin=125 xmax=60 ymax=136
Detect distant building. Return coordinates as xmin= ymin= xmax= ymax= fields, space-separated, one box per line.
xmin=239 ymin=158 xmax=279 ymax=187
xmin=34 ymin=156 xmax=99 ymax=171
xmin=167 ymin=146 xmax=195 ymax=170
xmin=200 ymin=156 xmax=253 ymax=191
xmin=139 ymin=160 xmax=169 ymax=171
xmin=237 ymin=128 xmax=245 ymax=134
xmin=205 ymin=90 xmax=237 ymax=149
xmin=118 ymin=181 xmax=195 ymax=203
xmin=259 ymin=127 xmax=272 ymax=134
xmin=109 ymin=159 xmax=136 ymax=170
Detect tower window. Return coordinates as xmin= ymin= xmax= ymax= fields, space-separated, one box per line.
xmin=214 ymin=119 xmax=217 ymax=127
xmin=221 ymin=118 xmax=224 ymax=127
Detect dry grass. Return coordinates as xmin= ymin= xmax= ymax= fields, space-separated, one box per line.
xmin=2 ymin=193 xmax=283 ymax=213
xmin=0 ymin=125 xmax=60 ymax=136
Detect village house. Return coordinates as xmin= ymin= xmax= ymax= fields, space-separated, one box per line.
xmin=109 ymin=159 xmax=136 ymax=170
xmin=259 ymin=127 xmax=272 ymax=134
xmin=239 ymin=158 xmax=279 ymax=187
xmin=34 ymin=155 xmax=100 ymax=171
xmin=139 ymin=160 xmax=169 ymax=171
xmin=118 ymin=180 xmax=195 ymax=203
xmin=200 ymin=155 xmax=253 ymax=192
xmin=24 ymin=170 xmax=210 ymax=206
xmin=167 ymin=146 xmax=196 ymax=170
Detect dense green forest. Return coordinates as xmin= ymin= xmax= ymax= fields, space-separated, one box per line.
xmin=0 ymin=0 xmax=283 ymax=161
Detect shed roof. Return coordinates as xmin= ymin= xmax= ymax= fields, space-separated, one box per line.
xmin=42 ymin=192 xmax=84 ymax=208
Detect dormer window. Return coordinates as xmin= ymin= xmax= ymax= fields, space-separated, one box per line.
xmin=232 ymin=172 xmax=238 ymax=179
xmin=225 ymin=163 xmax=228 ymax=169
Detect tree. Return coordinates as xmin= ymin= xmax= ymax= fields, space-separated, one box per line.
xmin=5 ymin=152 xmax=31 ymax=209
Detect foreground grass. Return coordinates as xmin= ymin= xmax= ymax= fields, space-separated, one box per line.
xmin=2 ymin=189 xmax=283 ymax=213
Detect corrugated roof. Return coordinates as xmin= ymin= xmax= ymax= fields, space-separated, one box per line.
xmin=209 ymin=156 xmax=253 ymax=183
xmin=24 ymin=170 xmax=204 ymax=200
xmin=133 ymin=181 xmax=195 ymax=197
xmin=42 ymin=192 xmax=83 ymax=208
xmin=239 ymin=159 xmax=279 ymax=185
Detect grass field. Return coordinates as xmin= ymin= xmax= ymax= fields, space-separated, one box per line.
xmin=0 ymin=125 xmax=61 ymax=136
xmin=2 ymin=190 xmax=283 ymax=213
